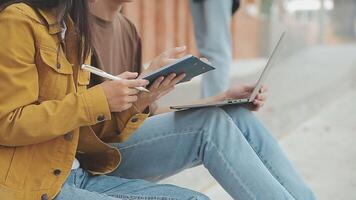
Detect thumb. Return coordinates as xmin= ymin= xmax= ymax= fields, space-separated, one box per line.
xmin=161 ymin=46 xmax=186 ymax=58
xmin=117 ymin=71 xmax=138 ymax=79
xmin=200 ymin=57 xmax=211 ymax=64
xmin=244 ymin=85 xmax=256 ymax=92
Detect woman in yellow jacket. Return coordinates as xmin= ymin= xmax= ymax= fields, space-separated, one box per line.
xmin=0 ymin=0 xmax=216 ymax=199
xmin=0 ymin=0 xmax=159 ymax=199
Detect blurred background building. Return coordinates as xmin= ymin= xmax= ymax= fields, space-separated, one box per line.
xmin=122 ymin=0 xmax=356 ymax=61
xmin=122 ymin=1 xmax=356 ymax=199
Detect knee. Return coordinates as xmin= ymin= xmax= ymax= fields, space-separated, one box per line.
xmin=221 ymin=105 xmax=258 ymax=124
xmin=200 ymin=107 xmax=232 ymax=126
xmin=202 ymin=106 xmax=230 ymax=119
xmin=230 ymin=106 xmax=254 ymax=117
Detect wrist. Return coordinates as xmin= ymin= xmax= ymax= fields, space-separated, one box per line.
xmin=135 ymin=101 xmax=150 ymax=113
xmin=136 ymin=95 xmax=155 ymax=113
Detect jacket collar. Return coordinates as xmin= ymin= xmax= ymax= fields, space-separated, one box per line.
xmin=37 ymin=9 xmax=62 ymax=35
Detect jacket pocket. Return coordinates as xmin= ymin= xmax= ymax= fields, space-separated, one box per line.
xmin=35 ymin=46 xmax=74 ymax=101
xmin=3 ymin=146 xmax=34 ymax=189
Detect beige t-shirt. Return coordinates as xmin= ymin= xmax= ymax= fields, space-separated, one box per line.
xmin=90 ymin=13 xmax=142 ymax=85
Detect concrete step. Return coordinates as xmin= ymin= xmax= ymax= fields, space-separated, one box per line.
xmin=279 ymin=90 xmax=356 ymax=200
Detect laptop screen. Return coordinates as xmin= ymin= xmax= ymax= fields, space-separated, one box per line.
xmin=248 ymin=31 xmax=286 ymax=102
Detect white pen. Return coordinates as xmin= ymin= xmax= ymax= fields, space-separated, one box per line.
xmin=81 ymin=64 xmax=149 ymax=92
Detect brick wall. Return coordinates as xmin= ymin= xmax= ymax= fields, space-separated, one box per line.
xmin=122 ymin=0 xmax=261 ymax=62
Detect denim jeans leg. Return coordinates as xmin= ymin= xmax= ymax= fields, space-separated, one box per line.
xmin=220 ymin=105 xmax=318 ymax=200
xmin=55 ymin=168 xmax=209 ymax=200
xmin=109 ymin=108 xmax=301 ymax=200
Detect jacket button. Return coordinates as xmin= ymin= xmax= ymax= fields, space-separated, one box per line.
xmin=97 ymin=115 xmax=106 ymax=122
xmin=41 ymin=193 xmax=49 ymax=200
xmin=131 ymin=117 xmax=138 ymax=123
xmin=53 ymin=169 xmax=61 ymax=176
xmin=64 ymin=133 xmax=73 ymax=141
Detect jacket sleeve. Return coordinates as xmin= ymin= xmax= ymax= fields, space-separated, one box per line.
xmin=0 ymin=6 xmax=111 ymax=146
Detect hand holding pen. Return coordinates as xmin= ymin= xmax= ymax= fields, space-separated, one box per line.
xmin=81 ymin=64 xmax=150 ymax=112
xmin=82 ymin=64 xmax=150 ymax=92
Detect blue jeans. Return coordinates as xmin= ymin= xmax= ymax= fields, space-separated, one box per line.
xmin=190 ymin=0 xmax=233 ymax=98
xmin=56 ymin=106 xmax=317 ymax=200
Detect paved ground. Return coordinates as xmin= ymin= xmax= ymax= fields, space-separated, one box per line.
xmin=280 ymin=90 xmax=356 ymax=200
xmin=158 ymin=44 xmax=356 ymax=199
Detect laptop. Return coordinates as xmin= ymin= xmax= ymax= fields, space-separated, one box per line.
xmin=170 ymin=31 xmax=286 ymax=111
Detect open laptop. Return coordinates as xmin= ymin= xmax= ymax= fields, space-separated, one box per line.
xmin=170 ymin=31 xmax=286 ymax=111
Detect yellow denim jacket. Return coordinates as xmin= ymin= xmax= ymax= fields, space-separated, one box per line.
xmin=0 ymin=3 xmax=148 ymax=200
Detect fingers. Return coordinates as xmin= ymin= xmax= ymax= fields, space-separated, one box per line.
xmin=125 ymin=95 xmax=138 ymax=103
xmin=260 ymin=85 xmax=268 ymax=93
xmin=200 ymin=58 xmax=211 ymax=64
xmin=244 ymin=100 xmax=264 ymax=112
xmin=253 ymin=99 xmax=264 ymax=108
xmin=160 ymin=73 xmax=176 ymax=87
xmin=248 ymin=93 xmax=266 ymax=112
xmin=101 ymin=78 xmax=144 ymax=113
xmin=255 ymin=94 xmax=267 ymax=102
xmin=117 ymin=71 xmax=139 ymax=79
xmin=171 ymin=73 xmax=186 ymax=85
xmin=123 ymin=79 xmax=149 ymax=88
xmin=150 ymin=73 xmax=185 ymax=90
xmin=146 ymin=73 xmax=184 ymax=100
xmin=245 ymin=85 xmax=268 ymax=93
xmin=150 ymin=76 xmax=165 ymax=90
xmin=161 ymin=46 xmax=186 ymax=58
xmin=156 ymin=58 xmax=186 ymax=69
xmin=160 ymin=73 xmax=186 ymax=88
xmin=125 ymin=88 xmax=139 ymax=96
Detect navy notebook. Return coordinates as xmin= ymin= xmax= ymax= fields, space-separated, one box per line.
xmin=142 ymin=55 xmax=215 ymax=86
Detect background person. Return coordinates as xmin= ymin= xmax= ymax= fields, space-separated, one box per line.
xmin=189 ymin=0 xmax=240 ymax=98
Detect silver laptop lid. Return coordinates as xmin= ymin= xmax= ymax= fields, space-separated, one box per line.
xmin=248 ymin=31 xmax=286 ymax=102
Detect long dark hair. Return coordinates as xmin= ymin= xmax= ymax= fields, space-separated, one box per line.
xmin=0 ymin=0 xmax=91 ymax=64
